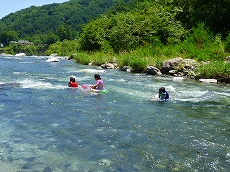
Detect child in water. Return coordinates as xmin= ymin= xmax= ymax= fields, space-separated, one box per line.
xmin=68 ymin=76 xmax=78 ymax=87
xmin=158 ymin=87 xmax=169 ymax=100
xmin=90 ymin=74 xmax=104 ymax=90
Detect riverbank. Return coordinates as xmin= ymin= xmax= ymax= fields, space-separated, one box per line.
xmin=1 ymin=51 xmax=229 ymax=84
xmin=69 ymin=53 xmax=230 ymax=84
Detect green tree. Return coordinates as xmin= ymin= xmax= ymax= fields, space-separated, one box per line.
xmin=79 ymin=1 xmax=186 ymax=53
xmin=46 ymin=40 xmax=79 ymax=56
xmin=173 ymin=0 xmax=230 ymax=36
xmin=56 ymin=25 xmax=73 ymax=41
xmin=0 ymin=30 xmax=18 ymax=46
xmin=79 ymin=21 xmax=104 ymax=51
xmin=45 ymin=32 xmax=60 ymax=45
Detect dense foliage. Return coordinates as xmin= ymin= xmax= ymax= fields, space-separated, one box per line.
xmin=171 ymin=0 xmax=230 ymax=37
xmin=79 ymin=1 xmax=186 ymax=53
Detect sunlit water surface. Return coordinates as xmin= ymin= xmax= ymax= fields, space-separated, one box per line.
xmin=0 ymin=55 xmax=229 ymax=171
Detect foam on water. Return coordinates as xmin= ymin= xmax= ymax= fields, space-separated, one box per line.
xmin=18 ymin=61 xmax=34 ymax=64
xmin=214 ymin=91 xmax=230 ymax=96
xmin=78 ymin=68 xmax=106 ymax=73
xmin=18 ymin=79 xmax=53 ymax=89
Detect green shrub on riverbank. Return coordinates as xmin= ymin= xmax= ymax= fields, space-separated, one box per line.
xmin=69 ymin=22 xmax=227 ymax=71
xmin=180 ymin=23 xmax=225 ymax=61
xmin=70 ymin=53 xmax=91 ymax=65
xmin=46 ymin=40 xmax=80 ymax=56
xmin=195 ymin=61 xmax=230 ymax=82
xmin=70 ymin=51 xmax=115 ymax=66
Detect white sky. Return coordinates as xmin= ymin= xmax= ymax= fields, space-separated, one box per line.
xmin=0 ymin=0 xmax=68 ymax=19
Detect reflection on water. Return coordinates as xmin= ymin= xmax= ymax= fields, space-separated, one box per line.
xmin=0 ymin=55 xmax=229 ymax=171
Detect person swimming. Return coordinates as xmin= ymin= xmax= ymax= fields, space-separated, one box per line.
xmin=68 ymin=76 xmax=78 ymax=87
xmin=90 ymin=74 xmax=104 ymax=90
xmin=158 ymin=87 xmax=169 ymax=100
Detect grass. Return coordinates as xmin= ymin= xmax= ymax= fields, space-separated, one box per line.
xmin=195 ymin=61 xmax=230 ymax=82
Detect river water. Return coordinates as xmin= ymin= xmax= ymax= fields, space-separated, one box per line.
xmin=0 ymin=55 xmax=229 ymax=171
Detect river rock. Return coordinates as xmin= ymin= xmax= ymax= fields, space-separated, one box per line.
xmin=199 ymin=79 xmax=218 ymax=84
xmin=160 ymin=58 xmax=198 ymax=78
xmin=161 ymin=57 xmax=185 ymax=74
xmin=184 ymin=59 xmax=198 ymax=70
xmin=101 ymin=63 xmax=115 ymax=69
xmin=146 ymin=66 xmax=162 ymax=75
xmin=121 ymin=66 xmax=132 ymax=72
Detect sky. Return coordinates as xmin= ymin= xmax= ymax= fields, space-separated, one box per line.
xmin=0 ymin=0 xmax=68 ymax=19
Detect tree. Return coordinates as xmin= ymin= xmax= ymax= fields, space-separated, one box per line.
xmin=45 ymin=32 xmax=60 ymax=45
xmin=56 ymin=25 xmax=73 ymax=41
xmin=79 ymin=1 xmax=186 ymax=53
xmin=173 ymin=0 xmax=230 ymax=37
xmin=0 ymin=30 xmax=18 ymax=46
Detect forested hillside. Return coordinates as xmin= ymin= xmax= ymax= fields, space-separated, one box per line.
xmin=1 ymin=0 xmax=230 ymax=44
xmin=1 ymin=0 xmax=230 ymax=46
xmin=0 ymin=0 xmax=133 ymax=44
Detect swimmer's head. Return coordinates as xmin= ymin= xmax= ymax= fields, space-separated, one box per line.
xmin=159 ymin=87 xmax=166 ymax=93
xmin=70 ymin=76 xmax=76 ymax=82
xmin=94 ymin=74 xmax=101 ymax=80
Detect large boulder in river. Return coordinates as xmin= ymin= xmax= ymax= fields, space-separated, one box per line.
xmin=121 ymin=66 xmax=132 ymax=72
xmin=161 ymin=57 xmax=186 ymax=74
xmin=101 ymin=63 xmax=115 ymax=69
xmin=160 ymin=58 xmax=198 ymax=78
xmin=146 ymin=66 xmax=162 ymax=75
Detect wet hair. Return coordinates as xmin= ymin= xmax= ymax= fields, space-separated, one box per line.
xmin=159 ymin=87 xmax=166 ymax=94
xmin=94 ymin=74 xmax=101 ymax=79
xmin=70 ymin=76 xmax=76 ymax=82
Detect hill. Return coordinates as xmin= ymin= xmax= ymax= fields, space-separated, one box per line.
xmin=0 ymin=0 xmax=133 ymax=39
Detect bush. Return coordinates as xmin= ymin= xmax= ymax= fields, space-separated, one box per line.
xmin=195 ymin=61 xmax=230 ymax=82
xmin=71 ymin=53 xmax=91 ymax=65
xmin=180 ymin=23 xmax=225 ymax=61
xmin=46 ymin=40 xmax=79 ymax=56
xmin=128 ymin=55 xmax=148 ymax=72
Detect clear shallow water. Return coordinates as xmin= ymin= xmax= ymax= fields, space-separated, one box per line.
xmin=0 ymin=55 xmax=229 ymax=171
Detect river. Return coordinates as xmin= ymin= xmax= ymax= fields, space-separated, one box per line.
xmin=0 ymin=55 xmax=229 ymax=171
